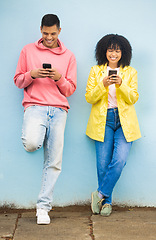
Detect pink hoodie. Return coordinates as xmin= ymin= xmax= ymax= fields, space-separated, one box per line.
xmin=14 ymin=38 xmax=77 ymax=111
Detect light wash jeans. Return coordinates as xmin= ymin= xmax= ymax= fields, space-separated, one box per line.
xmin=95 ymin=108 xmax=132 ymax=205
xmin=21 ymin=106 xmax=67 ymax=211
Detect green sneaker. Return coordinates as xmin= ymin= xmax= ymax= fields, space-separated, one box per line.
xmin=91 ymin=191 xmax=104 ymax=214
xmin=100 ymin=204 xmax=112 ymax=217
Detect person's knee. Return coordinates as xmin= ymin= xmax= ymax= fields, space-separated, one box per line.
xmin=22 ymin=140 xmax=42 ymax=152
xmin=115 ymin=159 xmax=126 ymax=174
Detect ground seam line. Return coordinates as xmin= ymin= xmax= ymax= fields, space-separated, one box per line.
xmin=12 ymin=213 xmax=21 ymax=239
xmin=88 ymin=214 xmax=95 ymax=240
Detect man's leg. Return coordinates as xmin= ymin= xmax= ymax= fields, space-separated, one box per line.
xmin=21 ymin=106 xmax=47 ymax=152
xmin=36 ymin=107 xmax=67 ymax=212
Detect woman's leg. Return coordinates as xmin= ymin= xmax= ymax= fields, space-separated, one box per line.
xmin=95 ymin=124 xmax=114 ymax=204
xmin=91 ymin=109 xmax=115 ymax=214
xmin=99 ymin=126 xmax=132 ymax=199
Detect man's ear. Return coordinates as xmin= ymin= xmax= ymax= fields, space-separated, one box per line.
xmin=58 ymin=28 xmax=61 ymax=35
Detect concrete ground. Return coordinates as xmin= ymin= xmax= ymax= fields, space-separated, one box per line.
xmin=0 ymin=205 xmax=156 ymax=240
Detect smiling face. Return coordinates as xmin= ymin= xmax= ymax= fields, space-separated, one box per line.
xmin=40 ymin=25 xmax=61 ymax=49
xmin=106 ymin=45 xmax=122 ymax=68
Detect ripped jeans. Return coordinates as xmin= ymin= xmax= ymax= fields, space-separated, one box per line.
xmin=22 ymin=106 xmax=67 ymax=211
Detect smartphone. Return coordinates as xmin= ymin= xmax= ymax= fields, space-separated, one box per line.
xmin=108 ymin=70 xmax=117 ymax=77
xmin=43 ymin=63 xmax=52 ymax=69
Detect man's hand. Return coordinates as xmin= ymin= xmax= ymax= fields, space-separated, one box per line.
xmin=31 ymin=68 xmax=62 ymax=81
xmin=48 ymin=68 xmax=62 ymax=81
xmin=31 ymin=68 xmax=51 ymax=79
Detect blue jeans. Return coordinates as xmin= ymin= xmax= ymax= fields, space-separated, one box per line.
xmin=21 ymin=106 xmax=67 ymax=211
xmin=95 ymin=108 xmax=132 ymax=205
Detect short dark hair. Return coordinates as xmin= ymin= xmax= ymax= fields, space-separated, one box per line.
xmin=95 ymin=34 xmax=132 ymax=67
xmin=41 ymin=14 xmax=60 ymax=29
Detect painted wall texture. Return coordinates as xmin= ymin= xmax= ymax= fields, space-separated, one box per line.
xmin=0 ymin=0 xmax=156 ymax=208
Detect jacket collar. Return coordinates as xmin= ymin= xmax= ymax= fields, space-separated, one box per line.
xmin=98 ymin=63 xmax=128 ymax=76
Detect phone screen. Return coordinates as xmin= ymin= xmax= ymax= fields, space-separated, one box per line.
xmin=43 ymin=63 xmax=52 ymax=69
xmin=108 ymin=70 xmax=117 ymax=76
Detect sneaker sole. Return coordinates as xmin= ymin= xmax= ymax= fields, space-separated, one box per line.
xmin=100 ymin=212 xmax=112 ymax=217
xmin=37 ymin=220 xmax=50 ymax=225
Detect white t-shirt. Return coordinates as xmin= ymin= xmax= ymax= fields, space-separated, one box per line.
xmin=107 ymin=66 xmax=120 ymax=109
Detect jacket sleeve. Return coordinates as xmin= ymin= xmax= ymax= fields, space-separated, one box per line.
xmin=85 ymin=67 xmax=108 ymax=104
xmin=117 ymin=69 xmax=139 ymax=105
xmin=55 ymin=55 xmax=77 ymax=97
xmin=14 ymin=48 xmax=34 ymax=89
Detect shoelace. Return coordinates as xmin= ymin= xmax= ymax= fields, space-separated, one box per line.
xmin=101 ymin=203 xmax=111 ymax=209
xmin=98 ymin=198 xmax=105 ymax=205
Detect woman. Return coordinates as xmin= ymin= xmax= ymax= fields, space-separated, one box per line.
xmin=85 ymin=34 xmax=141 ymax=217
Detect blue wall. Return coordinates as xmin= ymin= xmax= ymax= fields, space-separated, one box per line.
xmin=0 ymin=0 xmax=156 ymax=208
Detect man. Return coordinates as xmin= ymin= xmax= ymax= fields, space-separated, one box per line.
xmin=14 ymin=14 xmax=77 ymax=224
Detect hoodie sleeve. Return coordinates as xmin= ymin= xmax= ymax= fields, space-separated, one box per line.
xmin=55 ymin=54 xmax=77 ymax=97
xmin=14 ymin=48 xmax=34 ymax=89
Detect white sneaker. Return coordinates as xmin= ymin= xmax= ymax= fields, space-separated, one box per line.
xmin=36 ymin=208 xmax=50 ymax=225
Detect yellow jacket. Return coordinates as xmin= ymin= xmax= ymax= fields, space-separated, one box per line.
xmin=85 ymin=64 xmax=141 ymax=142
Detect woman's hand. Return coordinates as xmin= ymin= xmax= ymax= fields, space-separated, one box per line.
xmin=114 ymin=75 xmax=122 ymax=87
xmin=103 ymin=75 xmax=122 ymax=87
xmin=103 ymin=75 xmax=117 ymax=87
